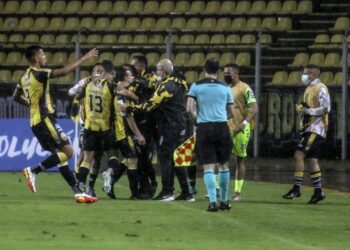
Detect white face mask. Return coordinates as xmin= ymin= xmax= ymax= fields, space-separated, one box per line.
xmin=301 ymin=74 xmax=311 ymax=85
xmin=157 ymin=75 xmax=163 ymax=82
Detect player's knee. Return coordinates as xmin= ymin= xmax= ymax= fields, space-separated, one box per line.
xmin=294 ymin=151 xmax=304 ymax=162
xmin=308 ymin=158 xmax=319 ymax=168
xmin=62 ymin=146 xmax=74 ymax=159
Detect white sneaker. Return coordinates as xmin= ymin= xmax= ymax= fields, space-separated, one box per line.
xmin=102 ymin=168 xmax=113 ymax=193
xmin=23 ymin=167 xmax=36 ymax=193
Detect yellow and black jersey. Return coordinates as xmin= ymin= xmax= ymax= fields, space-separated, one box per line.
xmin=17 ymin=67 xmax=55 ymax=127
xmin=113 ymin=95 xmax=127 ymax=141
xmin=133 ymin=70 xmax=159 ymax=103
xmin=129 ymin=76 xmax=187 ymax=128
xmin=300 ymin=81 xmax=330 ymax=138
xmin=82 ymin=79 xmax=118 ymax=132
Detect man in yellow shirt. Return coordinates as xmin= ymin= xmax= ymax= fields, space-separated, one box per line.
xmin=224 ymin=64 xmax=258 ymax=201
xmin=283 ymin=64 xmax=330 ymax=204
xmin=13 ymin=45 xmax=97 ymax=203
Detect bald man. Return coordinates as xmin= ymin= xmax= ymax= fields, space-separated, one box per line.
xmin=122 ymin=59 xmax=193 ymax=201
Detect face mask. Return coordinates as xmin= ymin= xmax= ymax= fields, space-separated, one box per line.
xmin=301 ymin=74 xmax=311 ymax=85
xmin=224 ymin=75 xmax=233 ymax=84
xmin=157 ymin=75 xmax=163 ymax=82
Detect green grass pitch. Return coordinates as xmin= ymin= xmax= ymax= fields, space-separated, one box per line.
xmin=0 ymin=172 xmax=349 ymax=250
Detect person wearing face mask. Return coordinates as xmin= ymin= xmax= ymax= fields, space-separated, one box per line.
xmin=121 ymin=59 xmax=193 ymax=201
xmin=223 ymin=64 xmax=258 ymax=202
xmin=283 ymin=64 xmax=331 ymax=204
xmin=187 ymin=59 xmax=235 ymax=212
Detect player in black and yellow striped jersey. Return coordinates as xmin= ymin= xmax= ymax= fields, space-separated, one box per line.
xmin=123 ymin=59 xmax=192 ymax=201
xmin=131 ymin=55 xmax=159 ymax=198
xmin=12 ymin=45 xmax=98 ymax=203
xmin=102 ymin=64 xmax=147 ymax=200
xmin=76 ymin=69 xmax=119 ymax=195
xmin=68 ymin=63 xmax=105 ymax=198
xmin=282 ymin=64 xmax=330 ymax=204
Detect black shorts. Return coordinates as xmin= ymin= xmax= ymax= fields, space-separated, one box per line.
xmin=195 ymin=122 xmax=232 ymax=165
xmin=296 ymin=132 xmax=326 ymax=159
xmin=83 ymin=129 xmax=114 ymax=152
xmin=111 ymin=137 xmax=135 ymax=158
xmin=31 ymin=116 xmax=70 ymax=152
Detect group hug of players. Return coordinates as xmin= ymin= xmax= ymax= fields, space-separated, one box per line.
xmin=14 ymin=46 xmax=199 ymax=203
xmin=13 ymin=45 xmax=330 ymax=208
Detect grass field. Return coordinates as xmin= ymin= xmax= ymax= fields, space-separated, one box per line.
xmin=0 ymin=172 xmax=349 ymax=250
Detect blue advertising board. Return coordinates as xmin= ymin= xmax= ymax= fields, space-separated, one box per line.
xmin=0 ymin=119 xmax=80 ymax=171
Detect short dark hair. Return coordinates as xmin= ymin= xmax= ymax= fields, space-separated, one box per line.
xmin=122 ymin=63 xmax=136 ymax=76
xmin=114 ymin=64 xmax=136 ymax=82
xmin=91 ymin=63 xmax=102 ymax=72
xmin=224 ymin=63 xmax=240 ymax=73
xmin=204 ymin=58 xmax=220 ymax=74
xmin=305 ymin=64 xmax=320 ymax=70
xmin=25 ymin=45 xmax=43 ymax=62
xmin=101 ymin=60 xmax=114 ymax=74
xmin=132 ymin=55 xmax=148 ymax=68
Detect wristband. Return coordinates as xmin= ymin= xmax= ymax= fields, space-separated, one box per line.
xmin=242 ymin=120 xmax=248 ymax=126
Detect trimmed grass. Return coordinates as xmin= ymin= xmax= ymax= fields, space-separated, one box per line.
xmin=0 ymin=173 xmax=349 ymax=250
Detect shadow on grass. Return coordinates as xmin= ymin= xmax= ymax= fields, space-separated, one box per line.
xmin=242 ymin=199 xmax=350 ymax=206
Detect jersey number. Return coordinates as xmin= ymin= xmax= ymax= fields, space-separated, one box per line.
xmin=89 ymin=95 xmax=103 ymax=113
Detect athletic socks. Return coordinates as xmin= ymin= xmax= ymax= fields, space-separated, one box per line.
xmin=310 ymin=171 xmax=322 ymax=193
xmin=204 ymin=170 xmax=216 ymax=203
xmin=218 ymin=169 xmax=230 ymax=202
xmin=88 ymin=160 xmax=100 ymax=189
xmin=293 ymin=171 xmax=304 ymax=192
xmin=31 ymin=152 xmax=65 ymax=174
xmin=127 ymin=169 xmax=138 ymax=198
xmin=88 ymin=173 xmax=98 ymax=189
xmin=58 ymin=164 xmax=77 ymax=187
xmin=77 ymin=161 xmax=90 ymax=185
xmin=214 ymin=174 xmax=219 ymax=190
xmin=235 ymin=179 xmax=244 ymax=194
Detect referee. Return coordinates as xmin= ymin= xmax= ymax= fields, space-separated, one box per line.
xmin=187 ymin=59 xmax=235 ymax=212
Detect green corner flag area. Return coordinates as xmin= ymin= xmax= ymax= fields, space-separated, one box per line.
xmin=0 ymin=173 xmax=349 ymax=250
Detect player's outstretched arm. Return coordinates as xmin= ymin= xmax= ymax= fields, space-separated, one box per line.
xmin=52 ymin=48 xmax=98 ymax=78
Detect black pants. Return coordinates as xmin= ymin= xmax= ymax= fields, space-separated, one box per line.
xmin=135 ymin=121 xmax=157 ymax=193
xmin=157 ymin=126 xmax=189 ymax=194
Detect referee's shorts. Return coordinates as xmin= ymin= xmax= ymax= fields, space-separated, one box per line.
xmin=195 ymin=122 xmax=232 ymax=165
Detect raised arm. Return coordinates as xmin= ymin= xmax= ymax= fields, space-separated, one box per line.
xmin=52 ymin=48 xmax=98 ymax=78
